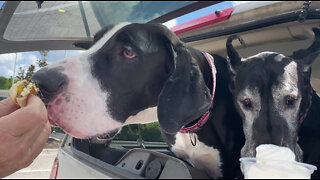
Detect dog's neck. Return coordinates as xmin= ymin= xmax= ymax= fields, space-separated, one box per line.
xmin=299 ymin=88 xmax=314 ymax=125
xmin=179 ymin=49 xmax=216 ymax=133
xmin=188 ymin=47 xmax=214 ymax=93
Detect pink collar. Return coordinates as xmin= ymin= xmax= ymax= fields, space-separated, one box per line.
xmin=179 ymin=52 xmax=216 ymax=133
xmin=299 ymin=88 xmax=314 ymax=125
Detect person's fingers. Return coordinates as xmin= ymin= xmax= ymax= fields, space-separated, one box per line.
xmin=0 ymin=95 xmax=47 ymax=137
xmin=23 ymin=119 xmax=51 ymax=153
xmin=0 ymin=95 xmax=49 ymax=178
xmin=19 ymin=121 xmax=51 ymax=169
xmin=30 ymin=121 xmax=51 ymax=159
xmin=25 ymin=94 xmax=47 ymax=115
xmin=0 ymin=119 xmax=50 ymax=177
xmin=0 ymin=97 xmax=19 ymax=117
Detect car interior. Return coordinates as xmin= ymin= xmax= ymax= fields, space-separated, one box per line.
xmin=75 ymin=2 xmax=320 ymax=178
xmin=68 ymin=20 xmax=320 ymax=179
xmin=1 ymin=1 xmax=320 ymax=179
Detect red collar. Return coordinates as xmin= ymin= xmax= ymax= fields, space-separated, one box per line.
xmin=179 ymin=52 xmax=216 ymax=133
xmin=299 ymin=88 xmax=314 ymax=125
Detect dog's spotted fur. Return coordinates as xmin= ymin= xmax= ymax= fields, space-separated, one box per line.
xmin=226 ymin=28 xmax=320 ymax=178
xmin=32 ymin=23 xmax=245 ymax=178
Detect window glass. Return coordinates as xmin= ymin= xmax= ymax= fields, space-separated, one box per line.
xmin=4 ymin=1 xmax=195 ymax=41
xmin=0 ymin=1 xmax=4 ymax=9
xmin=0 ymin=50 xmax=84 ymax=88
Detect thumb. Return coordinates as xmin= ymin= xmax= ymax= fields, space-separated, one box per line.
xmin=25 ymin=95 xmax=47 ymax=122
xmin=0 ymin=97 xmax=19 ymax=118
xmin=26 ymin=94 xmax=46 ymax=109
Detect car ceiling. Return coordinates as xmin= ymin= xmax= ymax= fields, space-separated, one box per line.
xmin=0 ymin=1 xmax=221 ymax=54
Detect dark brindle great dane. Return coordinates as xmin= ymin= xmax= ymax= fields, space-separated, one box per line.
xmin=32 ymin=23 xmax=245 ymax=178
xmin=226 ymin=27 xmax=320 ymax=178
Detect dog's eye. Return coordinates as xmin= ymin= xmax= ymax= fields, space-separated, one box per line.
xmin=241 ymin=98 xmax=253 ymax=109
xmin=285 ymin=95 xmax=297 ymax=107
xmin=123 ymin=46 xmax=136 ymax=59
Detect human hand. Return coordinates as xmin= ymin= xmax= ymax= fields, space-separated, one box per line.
xmin=0 ymin=95 xmax=50 ymax=178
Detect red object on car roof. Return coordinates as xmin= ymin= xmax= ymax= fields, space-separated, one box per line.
xmin=171 ymin=7 xmax=234 ymax=35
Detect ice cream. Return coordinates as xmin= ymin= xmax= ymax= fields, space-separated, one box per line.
xmin=240 ymin=144 xmax=317 ymax=179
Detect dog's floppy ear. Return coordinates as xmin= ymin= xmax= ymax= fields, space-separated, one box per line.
xmin=73 ymin=24 xmax=118 ymax=50
xmin=73 ymin=41 xmax=93 ymax=50
xmin=290 ymin=27 xmax=320 ymax=73
xmin=155 ymin=24 xmax=211 ymax=134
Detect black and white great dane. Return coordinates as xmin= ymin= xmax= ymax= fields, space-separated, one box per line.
xmin=226 ymin=27 xmax=320 ymax=178
xmin=32 ymin=23 xmax=245 ymax=178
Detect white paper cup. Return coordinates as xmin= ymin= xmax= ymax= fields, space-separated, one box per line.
xmin=240 ymin=157 xmax=317 ymax=179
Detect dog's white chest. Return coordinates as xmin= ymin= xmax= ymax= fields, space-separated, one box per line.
xmin=171 ymin=132 xmax=222 ymax=178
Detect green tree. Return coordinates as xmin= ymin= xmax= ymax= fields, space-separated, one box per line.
xmin=37 ymin=50 xmax=49 ymax=68
xmin=25 ymin=65 xmax=35 ymax=82
xmin=16 ymin=66 xmax=25 ymax=81
xmin=114 ymin=122 xmax=164 ymax=142
xmin=16 ymin=65 xmax=36 ymax=82
xmin=15 ymin=50 xmax=49 ymax=81
xmin=0 ymin=76 xmax=14 ymax=89
xmin=0 ymin=76 xmax=8 ymax=89
xmin=5 ymin=76 xmax=13 ymax=89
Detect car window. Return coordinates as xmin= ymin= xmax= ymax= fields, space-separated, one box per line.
xmin=0 ymin=1 xmax=4 ymax=9
xmin=3 ymin=1 xmax=240 ymax=41
xmin=0 ymin=50 xmax=84 ymax=91
xmin=4 ymin=1 xmax=196 ymax=41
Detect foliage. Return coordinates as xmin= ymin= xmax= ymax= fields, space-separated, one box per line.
xmin=0 ymin=76 xmax=13 ymax=89
xmin=16 ymin=67 xmax=25 ymax=81
xmin=25 ymin=65 xmax=35 ymax=82
xmin=114 ymin=122 xmax=164 ymax=142
xmin=37 ymin=50 xmax=49 ymax=68
xmin=0 ymin=77 xmax=6 ymax=89
xmin=16 ymin=50 xmax=49 ymax=81
xmin=51 ymin=126 xmax=65 ymax=134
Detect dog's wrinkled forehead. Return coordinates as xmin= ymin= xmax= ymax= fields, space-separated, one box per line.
xmin=89 ymin=23 xmax=166 ymax=55
xmin=234 ymin=52 xmax=295 ymax=90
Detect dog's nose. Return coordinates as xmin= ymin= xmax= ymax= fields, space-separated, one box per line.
xmin=32 ymin=67 xmax=67 ymax=102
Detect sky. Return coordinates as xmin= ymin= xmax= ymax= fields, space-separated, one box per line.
xmin=0 ymin=1 xmax=249 ymax=79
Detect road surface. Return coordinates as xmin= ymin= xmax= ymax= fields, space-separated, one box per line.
xmin=4 ymin=149 xmax=58 ymax=179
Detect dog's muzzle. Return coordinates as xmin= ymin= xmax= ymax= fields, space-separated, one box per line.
xmin=32 ymin=67 xmax=68 ymax=104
